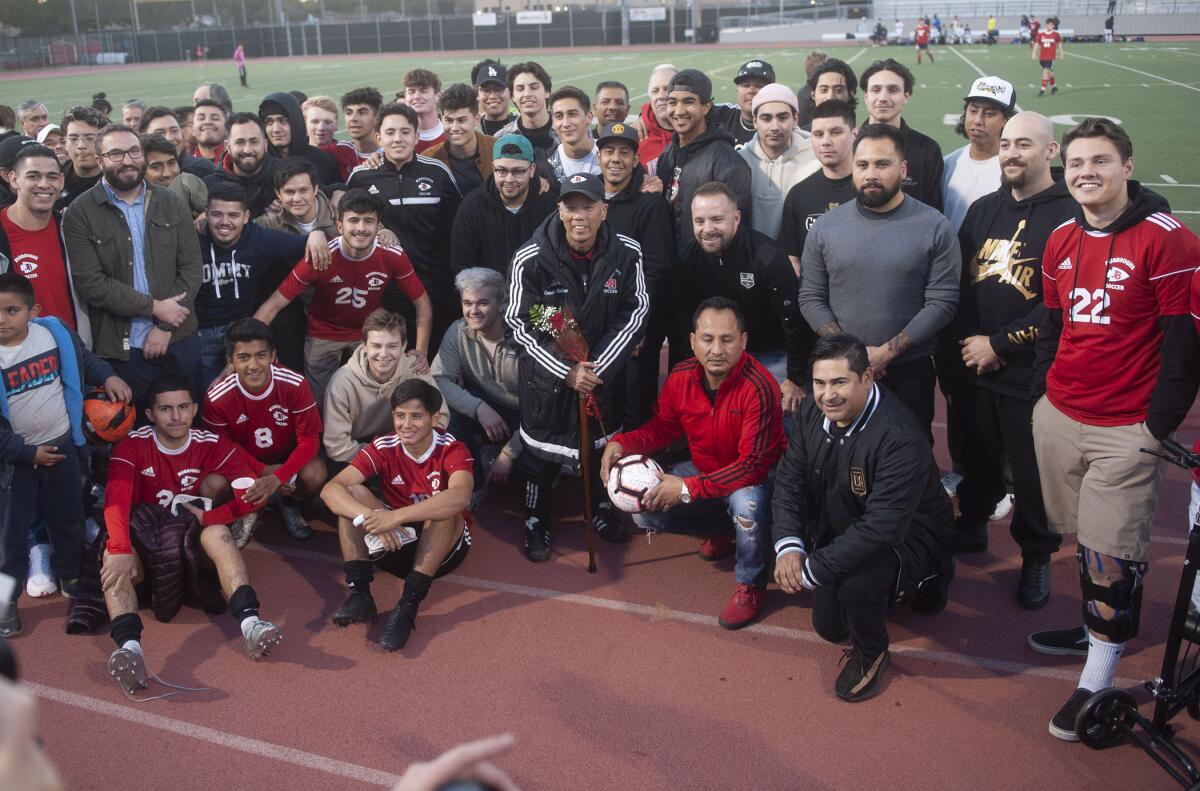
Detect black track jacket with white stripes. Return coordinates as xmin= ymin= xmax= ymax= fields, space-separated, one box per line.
xmin=505 ymin=214 xmax=649 ymax=465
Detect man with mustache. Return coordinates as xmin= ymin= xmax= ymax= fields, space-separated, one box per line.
xmin=63 ymin=124 xmax=203 ymax=402
xmin=592 ymin=81 xmax=630 ymax=128
xmin=859 ymin=59 xmax=944 ymax=211
xmin=204 ymin=112 xmax=279 ymax=219
xmin=737 ymin=83 xmax=819 ymax=240
xmin=951 ymin=111 xmax=1075 ymax=608
xmin=798 ymin=123 xmax=959 ymax=440
xmin=943 ymin=77 xmax=1015 ymax=232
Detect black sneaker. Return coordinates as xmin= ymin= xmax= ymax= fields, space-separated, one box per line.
xmin=951 ymin=516 xmax=988 ymax=554
xmin=594 ymin=504 xmax=628 ymax=544
xmin=59 ymin=577 xmax=80 ymax=599
xmin=0 ymin=601 xmax=20 ymax=638
xmin=1018 ymin=556 xmax=1052 ymax=610
xmin=911 ymin=553 xmax=955 ymax=615
xmin=1028 ymin=625 xmax=1088 ymax=656
xmin=378 ymin=599 xmax=418 ymax=652
xmin=523 ymin=517 xmax=551 ymax=562
xmin=331 ymin=588 xmax=377 ymax=627
xmin=1049 ymin=687 xmax=1100 ymax=741
xmin=835 ymin=648 xmax=890 ymax=702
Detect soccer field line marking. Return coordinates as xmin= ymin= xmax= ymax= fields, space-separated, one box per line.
xmin=245 ymin=543 xmax=1138 ymax=686
xmin=844 ymin=46 xmax=869 ymax=65
xmin=1065 ymin=50 xmax=1200 ymax=94
xmin=1161 ymin=175 xmax=1179 ymax=184
xmin=946 ymin=46 xmax=1023 ymax=111
xmin=23 ymin=681 xmax=403 ymax=787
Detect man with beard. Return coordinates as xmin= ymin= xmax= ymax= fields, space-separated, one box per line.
xmin=496 ymin=62 xmax=557 ymax=155
xmin=952 ymin=112 xmax=1074 ymax=608
xmin=472 ymin=60 xmax=515 ymax=136
xmin=798 ymin=123 xmax=959 ymax=439
xmin=780 ymin=100 xmax=857 ymax=277
xmin=422 ymin=83 xmax=495 ymax=197
xmin=593 ymin=81 xmax=630 ymax=128
xmin=56 ymin=106 xmax=106 ymax=211
xmin=656 ymin=70 xmax=752 ymax=243
xmin=506 ymin=173 xmax=648 ymax=559
xmin=63 ymin=125 xmax=203 ymax=401
xmin=860 ymin=59 xmax=944 ymax=211
xmin=709 ymin=61 xmax=775 ymax=148
xmin=675 ymin=182 xmax=808 ymax=415
xmin=192 ymin=99 xmax=228 ymax=166
xmin=258 ymin=93 xmax=341 ymax=190
xmin=737 ymin=84 xmax=819 ymax=240
xmin=205 ymin=112 xmax=279 ymax=218
xmin=943 ymin=77 xmax=1015 ymax=231
xmin=140 ymin=106 xmax=217 ymax=178
xmin=598 ymin=122 xmax=674 ymax=428
xmin=402 ymin=69 xmax=446 ymax=154
xmin=638 ymin=64 xmax=677 ymax=173
xmin=450 ymin=135 xmax=557 ymax=277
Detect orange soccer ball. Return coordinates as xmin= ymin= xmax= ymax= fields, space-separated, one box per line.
xmin=83 ymin=389 xmax=135 ymax=443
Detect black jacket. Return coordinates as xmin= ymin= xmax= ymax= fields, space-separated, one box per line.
xmin=505 ymin=215 xmax=648 ymax=465
xmin=258 ymin=92 xmax=342 ymax=189
xmin=178 ymin=150 xmax=217 ymax=179
xmin=603 ymin=166 xmax=675 ymax=300
xmin=899 ymin=119 xmax=944 ymax=212
xmin=956 ymin=180 xmax=1076 ymax=399
xmin=55 ymin=160 xmax=101 ymax=214
xmin=449 ymin=174 xmax=558 ymax=277
xmin=655 ymin=124 xmax=752 ymax=241
xmin=347 ymin=154 xmax=462 ymax=310
xmin=771 ymin=384 xmax=954 ymax=587
xmin=675 ymin=226 xmax=809 ymax=383
xmin=204 ymin=153 xmax=279 ymax=219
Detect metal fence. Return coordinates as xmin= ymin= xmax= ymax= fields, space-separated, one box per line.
xmin=874 ymin=0 xmax=1200 ymax=17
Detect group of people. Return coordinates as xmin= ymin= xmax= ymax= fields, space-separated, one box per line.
xmin=0 ymin=46 xmax=1196 ymax=739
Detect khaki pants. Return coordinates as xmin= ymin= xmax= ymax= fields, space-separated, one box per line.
xmin=305 ymin=336 xmax=359 ymax=411
xmin=1032 ymin=396 xmax=1162 ymax=562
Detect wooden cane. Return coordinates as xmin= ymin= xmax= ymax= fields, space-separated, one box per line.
xmin=578 ymin=394 xmax=598 ymax=574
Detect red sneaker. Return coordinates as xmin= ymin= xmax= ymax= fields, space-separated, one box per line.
xmin=718 ymin=584 xmax=766 ymax=630
xmin=699 ymin=535 xmax=734 ymax=561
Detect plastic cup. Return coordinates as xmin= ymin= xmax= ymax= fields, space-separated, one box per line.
xmin=231 ymin=477 xmax=255 ymax=512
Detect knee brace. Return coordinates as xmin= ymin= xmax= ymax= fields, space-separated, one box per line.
xmin=1078 ymin=548 xmax=1147 ymax=643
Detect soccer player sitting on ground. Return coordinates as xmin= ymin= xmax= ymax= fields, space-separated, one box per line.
xmin=253 ymin=188 xmax=432 ymax=407
xmin=101 ymin=375 xmax=283 ymax=696
xmin=203 ymin=319 xmax=326 ymax=545
xmin=601 ymin=297 xmax=785 ymax=629
xmin=321 ymin=379 xmax=474 ymax=652
xmin=772 ymin=333 xmax=955 ymax=702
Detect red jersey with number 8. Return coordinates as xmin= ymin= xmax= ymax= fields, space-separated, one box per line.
xmin=350 ymin=429 xmax=474 ymax=517
xmin=203 ymin=365 xmax=322 ymax=466
xmin=279 ymin=238 xmax=426 ymax=342
xmin=1043 ymin=207 xmax=1200 ymax=426
xmin=1037 ymin=30 xmax=1061 ymax=61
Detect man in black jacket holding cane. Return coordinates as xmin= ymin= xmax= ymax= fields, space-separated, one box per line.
xmin=772 ymin=333 xmax=954 ymax=702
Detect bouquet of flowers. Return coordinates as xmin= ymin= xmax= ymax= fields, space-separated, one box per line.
xmin=529 ymin=304 xmax=604 ymax=424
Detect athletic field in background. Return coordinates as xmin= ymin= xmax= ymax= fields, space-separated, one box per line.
xmin=2 ymin=39 xmax=1198 ymax=229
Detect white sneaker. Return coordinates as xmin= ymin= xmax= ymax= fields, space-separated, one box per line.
xmin=229 ymin=512 xmax=259 ymax=549
xmin=26 ymin=544 xmax=57 ymax=597
xmin=941 ymin=471 xmax=964 ymax=498
xmin=990 ymin=493 xmax=1014 ymax=521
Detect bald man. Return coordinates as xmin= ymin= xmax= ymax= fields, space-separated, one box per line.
xmin=951 ymin=111 xmax=1075 ymax=609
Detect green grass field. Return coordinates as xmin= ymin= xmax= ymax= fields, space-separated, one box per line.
xmin=3 ymin=40 xmax=1199 ymax=226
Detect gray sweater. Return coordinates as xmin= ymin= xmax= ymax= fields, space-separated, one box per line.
xmin=431 ymin=319 xmax=523 ymax=458
xmin=798 ymin=197 xmax=960 ymax=364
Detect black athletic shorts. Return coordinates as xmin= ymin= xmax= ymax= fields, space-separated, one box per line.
xmin=1040 ymin=59 xmax=1055 ymax=69
xmin=373 ymin=519 xmax=471 ymax=580
xmin=918 ymin=43 xmax=929 ymax=49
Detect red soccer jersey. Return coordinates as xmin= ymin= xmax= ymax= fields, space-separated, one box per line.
xmin=1037 ymin=30 xmax=1062 ymax=60
xmin=0 ymin=209 xmax=76 ymax=330
xmin=914 ymin=24 xmax=931 ymax=44
xmin=203 ymin=364 xmax=322 ymax=482
xmin=1042 ymin=210 xmax=1200 ymax=427
xmin=1190 ymin=268 xmax=1200 ymax=482
xmin=323 ymin=141 xmax=382 ymax=181
xmin=104 ymin=427 xmax=264 ymax=554
xmin=350 ymin=429 xmax=474 ymax=517
xmin=1030 ymin=21 xmax=1041 ymax=39
xmin=279 ymin=237 xmax=426 ymax=342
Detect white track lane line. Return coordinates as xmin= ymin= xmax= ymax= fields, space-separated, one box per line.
xmin=1065 ymin=49 xmax=1200 ymax=94
xmin=24 ymin=681 xmax=403 ymax=787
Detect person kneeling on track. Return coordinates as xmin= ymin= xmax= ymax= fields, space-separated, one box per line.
xmin=320 ymin=379 xmax=473 ymax=652
xmin=772 ymin=334 xmax=955 ymax=702
xmin=101 ymin=375 xmax=283 ymax=697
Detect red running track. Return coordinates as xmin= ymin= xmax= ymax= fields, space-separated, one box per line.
xmin=12 ymin=406 xmax=1200 ymax=790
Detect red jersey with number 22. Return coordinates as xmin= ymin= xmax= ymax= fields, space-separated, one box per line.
xmin=1043 ymin=210 xmax=1199 ymax=426
xmin=350 ymin=429 xmax=474 ymax=518
xmin=914 ymin=24 xmax=931 ymax=44
xmin=279 ymin=238 xmax=426 ymax=342
xmin=1037 ymin=30 xmax=1061 ymax=60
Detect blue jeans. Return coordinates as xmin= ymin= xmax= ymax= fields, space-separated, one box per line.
xmin=109 ymin=333 xmax=202 ymax=410
xmin=751 ymin=349 xmax=788 ymax=385
xmin=197 ymin=324 xmax=230 ymax=392
xmin=632 ymin=460 xmax=773 ymax=587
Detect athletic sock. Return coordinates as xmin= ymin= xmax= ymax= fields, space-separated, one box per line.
xmin=345 ymin=560 xmax=374 ymax=593
xmin=228 ymin=584 xmax=260 ymax=624
xmin=122 ymin=639 xmax=143 ymax=655
xmin=1042 ymin=77 xmax=1048 ymax=88
xmin=402 ymin=571 xmax=432 ymax=605
xmin=109 ymin=612 xmax=144 ymax=648
xmin=1078 ymin=633 xmax=1124 ymax=692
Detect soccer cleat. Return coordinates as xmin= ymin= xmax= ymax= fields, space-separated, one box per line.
xmin=718 ymin=584 xmax=766 ymax=630
xmin=1028 ymin=625 xmax=1088 ymax=656
xmin=699 ymin=535 xmax=734 ymax=562
xmin=26 ymin=543 xmax=57 ymax=598
xmin=108 ymin=647 xmax=148 ymax=695
xmin=1017 ymin=556 xmax=1052 ymax=610
xmin=1051 ymin=85 xmax=1058 ymax=94
xmin=940 ymin=471 xmax=964 ymax=498
xmin=0 ymin=600 xmax=21 ymax=638
xmin=229 ymin=512 xmax=259 ymax=549
xmin=990 ymin=493 xmax=1014 ymax=521
xmin=1049 ymin=687 xmax=1099 ymax=741
xmin=836 ymin=648 xmax=890 ymax=702
xmin=1037 ymin=88 xmax=1046 ymax=97
xmin=522 ymin=517 xmax=551 ymax=563
xmin=331 ymin=589 xmax=377 ymax=627
xmin=378 ymin=599 xmax=419 ymax=652
xmin=593 ymin=504 xmax=628 ymax=544
xmin=243 ymin=620 xmax=283 ymax=660
xmin=279 ymin=503 xmax=313 ymax=541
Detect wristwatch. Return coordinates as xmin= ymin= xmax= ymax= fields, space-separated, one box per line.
xmin=679 ymin=481 xmax=692 ymax=504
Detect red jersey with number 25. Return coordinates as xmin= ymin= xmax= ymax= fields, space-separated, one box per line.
xmin=914 ymin=24 xmax=931 ymax=45
xmin=1037 ymin=30 xmax=1062 ymax=60
xmin=279 ymin=238 xmax=426 ymax=342
xmin=203 ymin=364 xmax=322 ymax=473
xmin=1043 ymin=209 xmax=1199 ymax=426
xmin=350 ymin=429 xmax=474 ymax=517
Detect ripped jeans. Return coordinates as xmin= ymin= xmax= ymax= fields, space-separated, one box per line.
xmin=632 ymin=460 xmax=773 ymax=587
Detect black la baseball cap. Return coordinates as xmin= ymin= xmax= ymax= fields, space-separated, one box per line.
xmin=475 ymin=62 xmax=508 ymax=89
xmin=735 ymin=60 xmax=775 ymax=85
xmin=558 ymin=172 xmax=604 ymax=202
xmin=0 ymin=135 xmax=36 ymax=169
xmin=595 ymin=122 xmax=639 ymax=150
xmin=667 ymin=69 xmax=713 ymax=103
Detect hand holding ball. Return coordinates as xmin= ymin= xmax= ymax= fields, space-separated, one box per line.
xmin=606 ymin=455 xmax=664 ymax=513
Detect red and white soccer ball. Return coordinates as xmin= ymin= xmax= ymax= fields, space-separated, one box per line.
xmin=606 ymin=454 xmax=664 ymax=513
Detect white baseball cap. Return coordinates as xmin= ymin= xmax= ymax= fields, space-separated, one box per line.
xmin=35 ymin=123 xmax=62 ymax=143
xmin=964 ymin=76 xmax=1016 ymax=111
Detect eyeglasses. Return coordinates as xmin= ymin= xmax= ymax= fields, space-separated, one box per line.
xmin=493 ymin=166 xmax=530 ymax=179
xmin=66 ymin=134 xmax=98 ymax=145
xmin=100 ymin=147 xmax=144 ymax=163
